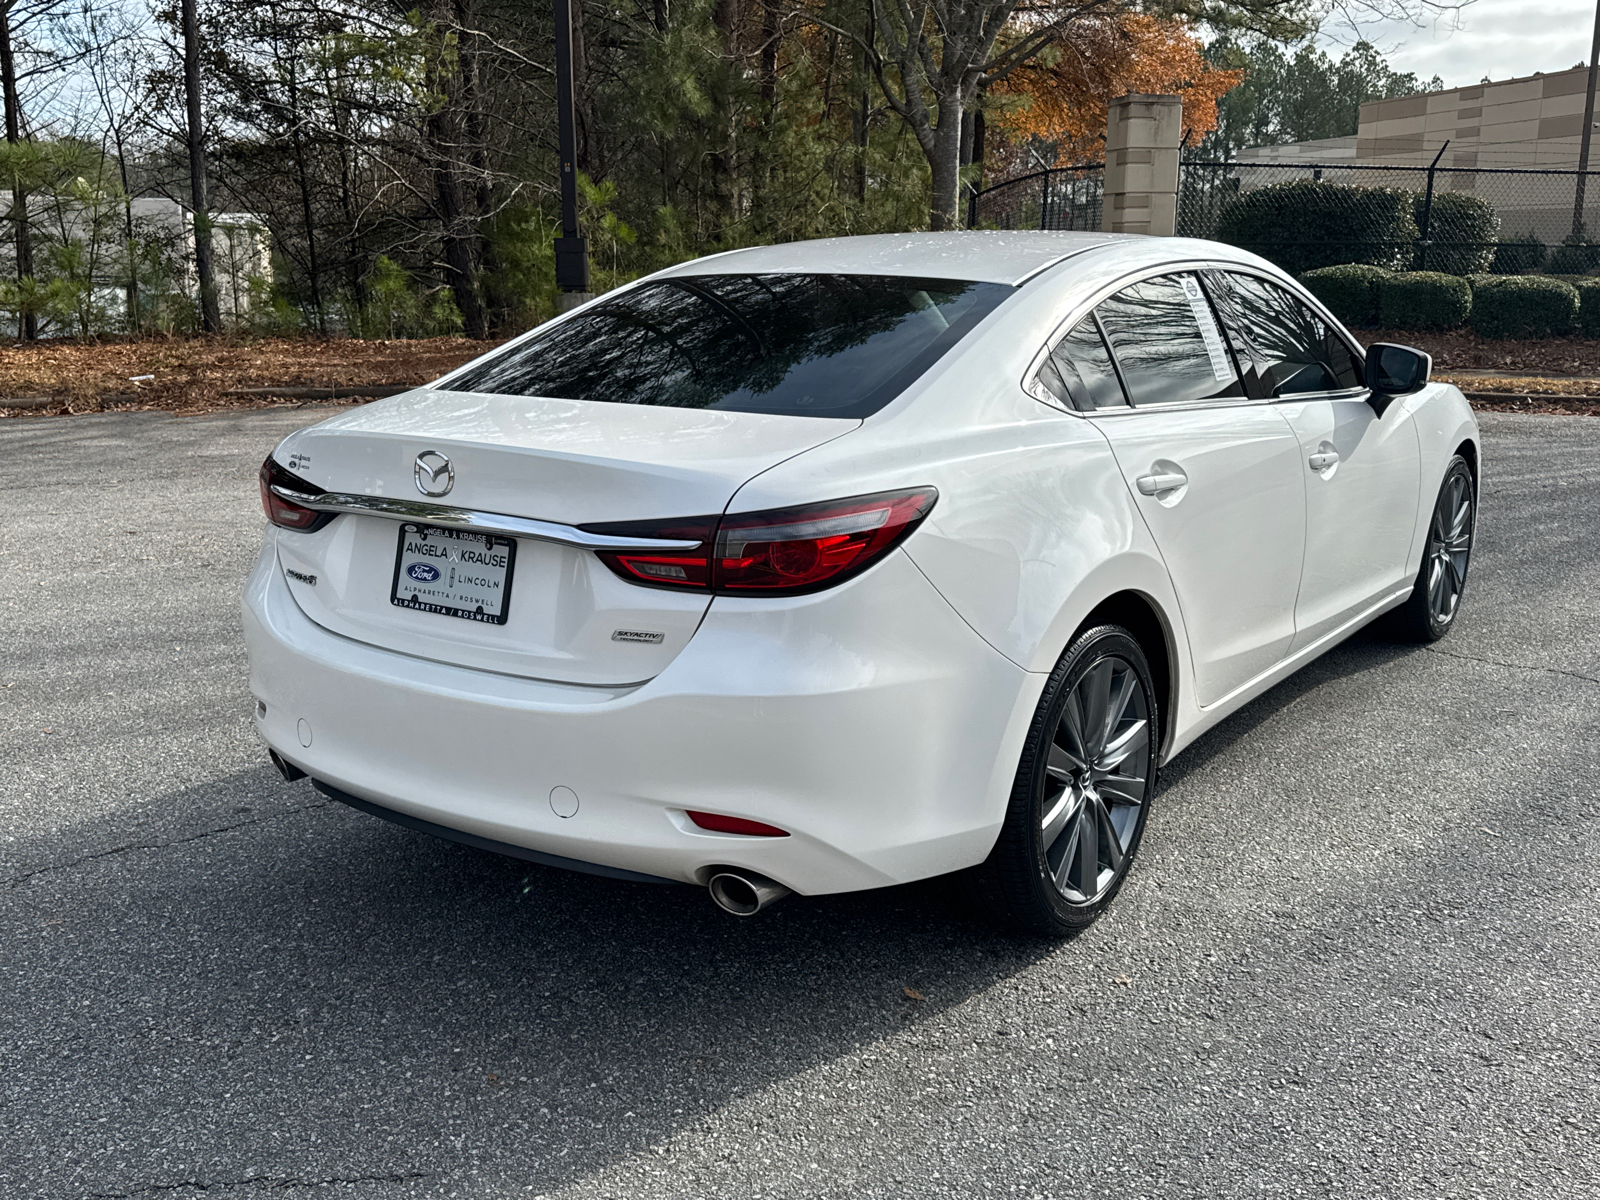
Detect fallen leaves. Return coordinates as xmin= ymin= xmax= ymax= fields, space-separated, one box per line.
xmin=0 ymin=334 xmax=504 ymax=418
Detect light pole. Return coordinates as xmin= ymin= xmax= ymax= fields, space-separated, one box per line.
xmin=553 ymin=0 xmax=591 ymax=309
xmin=1573 ymin=0 xmax=1600 ymax=240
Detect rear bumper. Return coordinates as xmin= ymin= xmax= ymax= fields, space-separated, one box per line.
xmin=243 ymin=538 xmax=1040 ymax=894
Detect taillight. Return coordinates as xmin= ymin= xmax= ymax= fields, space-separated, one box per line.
xmin=588 ymin=516 xmax=718 ymax=591
xmin=713 ymin=488 xmax=937 ymax=594
xmin=259 ymin=456 xmax=335 ymax=532
xmin=687 ymin=811 xmax=790 ymax=837
xmin=583 ymin=488 xmax=937 ymax=597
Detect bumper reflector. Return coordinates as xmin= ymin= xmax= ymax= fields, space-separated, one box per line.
xmin=687 ymin=811 xmax=790 ymax=837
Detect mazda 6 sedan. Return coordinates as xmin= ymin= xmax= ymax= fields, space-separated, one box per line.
xmin=245 ymin=231 xmax=1479 ymax=935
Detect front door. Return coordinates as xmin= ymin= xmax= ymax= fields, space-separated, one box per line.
xmin=1210 ymin=271 xmax=1421 ymax=652
xmin=1072 ymin=271 xmax=1307 ymax=709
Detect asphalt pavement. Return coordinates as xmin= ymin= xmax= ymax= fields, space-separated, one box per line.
xmin=2 ymin=407 xmax=1598 ymax=1200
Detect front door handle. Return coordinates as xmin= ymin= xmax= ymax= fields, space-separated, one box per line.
xmin=1135 ymin=472 xmax=1187 ymax=496
xmin=1308 ymin=450 xmax=1340 ymax=471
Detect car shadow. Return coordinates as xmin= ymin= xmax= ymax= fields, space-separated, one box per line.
xmin=4 ymin=767 xmax=1055 ymax=1195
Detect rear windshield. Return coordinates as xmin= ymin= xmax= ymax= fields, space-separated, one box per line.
xmin=444 ymin=273 xmax=1013 ymax=418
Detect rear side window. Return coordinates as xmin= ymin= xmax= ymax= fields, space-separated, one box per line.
xmin=444 ymin=274 xmax=1013 ymax=419
xmin=1220 ymin=272 xmax=1364 ymax=395
xmin=1093 ymin=274 xmax=1245 ymax=407
xmin=1038 ymin=316 xmax=1126 ymax=410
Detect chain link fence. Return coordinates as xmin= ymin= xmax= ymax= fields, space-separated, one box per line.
xmin=971 ymin=158 xmax=1600 ymax=278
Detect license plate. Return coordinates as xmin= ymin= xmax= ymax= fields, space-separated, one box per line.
xmin=390 ymin=523 xmax=516 ymax=625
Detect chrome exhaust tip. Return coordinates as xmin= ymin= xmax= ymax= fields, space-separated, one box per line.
xmin=707 ymin=870 xmax=791 ymax=917
xmin=268 ymin=749 xmax=307 ymax=783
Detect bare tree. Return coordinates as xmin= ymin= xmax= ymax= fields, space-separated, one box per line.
xmin=179 ymin=0 xmax=220 ymax=331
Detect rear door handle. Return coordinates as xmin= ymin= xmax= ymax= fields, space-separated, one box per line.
xmin=1308 ymin=450 xmax=1340 ymax=471
xmin=1135 ymin=472 xmax=1187 ymax=496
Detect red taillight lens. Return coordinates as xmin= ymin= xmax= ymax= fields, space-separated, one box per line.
xmin=259 ymin=456 xmax=335 ymax=532
xmin=687 ymin=811 xmax=790 ymax=837
xmin=588 ymin=516 xmax=718 ymax=591
xmin=713 ymin=488 xmax=937 ymax=595
xmin=583 ymin=488 xmax=937 ymax=596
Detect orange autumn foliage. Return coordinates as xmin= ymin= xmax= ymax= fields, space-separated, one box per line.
xmin=993 ymin=15 xmax=1243 ymax=164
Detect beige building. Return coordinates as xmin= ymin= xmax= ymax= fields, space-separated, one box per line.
xmin=1229 ymin=67 xmax=1600 ymax=244
xmin=1356 ymin=65 xmax=1595 ymax=169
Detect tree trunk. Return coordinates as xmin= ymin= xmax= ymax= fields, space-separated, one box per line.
xmin=710 ymin=0 xmax=739 ymax=231
xmin=853 ymin=19 xmax=869 ymax=204
xmin=750 ymin=0 xmax=779 ymax=219
xmin=108 ymin=124 xmax=138 ymax=330
xmin=180 ymin=0 xmax=222 ymax=332
xmin=285 ymin=47 xmax=324 ymax=331
xmin=324 ymin=63 xmax=365 ymax=317
xmin=927 ymin=103 xmax=964 ymax=231
xmin=422 ymin=38 xmax=487 ymax=339
xmin=571 ymin=0 xmax=600 ymax=180
xmin=967 ymin=109 xmax=985 ymax=227
xmin=0 ymin=5 xmax=35 ymax=341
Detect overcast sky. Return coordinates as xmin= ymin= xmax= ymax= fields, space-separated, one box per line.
xmin=1317 ymin=0 xmax=1597 ymax=88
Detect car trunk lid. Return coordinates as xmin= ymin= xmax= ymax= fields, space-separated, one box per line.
xmin=269 ymin=389 xmax=857 ymax=685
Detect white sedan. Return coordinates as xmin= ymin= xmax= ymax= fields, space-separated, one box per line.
xmin=244 ymin=232 xmax=1479 ymax=935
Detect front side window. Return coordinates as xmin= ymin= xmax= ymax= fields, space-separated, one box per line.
xmin=1093 ymin=274 xmax=1245 ymax=408
xmin=1220 ymin=272 xmax=1364 ymax=395
xmin=1037 ymin=315 xmax=1126 ymax=410
xmin=443 ymin=274 xmax=1013 ymax=419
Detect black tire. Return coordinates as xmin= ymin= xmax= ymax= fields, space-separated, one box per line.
xmin=1390 ymin=455 xmax=1476 ymax=643
xmin=971 ymin=624 xmax=1160 ymax=937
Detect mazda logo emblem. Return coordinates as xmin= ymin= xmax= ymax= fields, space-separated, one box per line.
xmin=414 ymin=451 xmax=454 ymax=498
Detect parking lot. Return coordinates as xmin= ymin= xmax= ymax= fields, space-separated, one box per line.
xmin=3 ymin=407 xmax=1598 ymax=1199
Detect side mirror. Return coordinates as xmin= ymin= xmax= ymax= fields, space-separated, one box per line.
xmin=1366 ymin=343 xmax=1432 ymax=406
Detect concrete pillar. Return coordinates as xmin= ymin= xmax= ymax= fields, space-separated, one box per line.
xmin=1102 ymin=94 xmax=1182 ymax=236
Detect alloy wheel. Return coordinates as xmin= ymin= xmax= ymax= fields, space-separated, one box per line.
xmin=1427 ymin=470 xmax=1473 ymax=626
xmin=1039 ymin=655 xmax=1151 ymax=904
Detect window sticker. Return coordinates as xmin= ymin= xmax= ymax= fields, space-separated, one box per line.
xmin=1180 ymin=275 xmax=1235 ymax=384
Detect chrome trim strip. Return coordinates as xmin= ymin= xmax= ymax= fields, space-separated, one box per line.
xmin=269 ymin=485 xmax=703 ymax=551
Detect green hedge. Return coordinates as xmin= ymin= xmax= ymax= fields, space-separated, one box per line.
xmin=1415 ymin=191 xmax=1500 ymax=275
xmin=1468 ymin=276 xmax=1579 ymax=338
xmin=1216 ymin=180 xmax=1418 ymax=276
xmin=1547 ymin=235 xmax=1600 ymax=275
xmin=1576 ymin=280 xmax=1600 ymax=337
xmin=1300 ymin=264 xmax=1392 ymax=326
xmin=1490 ymin=232 xmax=1547 ymax=274
xmin=1377 ymin=272 xmax=1472 ymax=330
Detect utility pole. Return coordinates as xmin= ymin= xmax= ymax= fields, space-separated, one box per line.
xmin=1574 ymin=0 xmax=1600 ymax=240
xmin=552 ymin=0 xmax=591 ymax=311
xmin=180 ymin=0 xmax=221 ymax=332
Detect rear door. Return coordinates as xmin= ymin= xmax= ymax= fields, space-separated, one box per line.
xmin=1054 ymin=271 xmax=1306 ymax=709
xmin=1210 ymin=271 xmax=1420 ymax=652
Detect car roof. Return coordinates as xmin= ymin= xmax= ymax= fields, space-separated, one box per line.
xmin=656 ymin=231 xmax=1139 ymax=286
